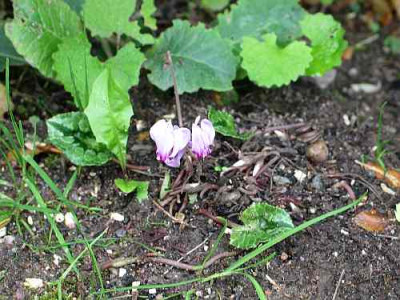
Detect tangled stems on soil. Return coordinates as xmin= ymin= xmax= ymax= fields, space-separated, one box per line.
xmin=93 ymin=195 xmax=366 ymax=297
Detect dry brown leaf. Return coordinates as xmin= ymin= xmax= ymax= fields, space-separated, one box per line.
xmin=4 ymin=142 xmax=62 ymax=164
xmin=354 ymin=209 xmax=388 ymax=232
xmin=356 ymin=161 xmax=400 ymax=189
xmin=0 ymin=83 xmax=13 ymax=120
xmin=137 ymin=131 xmax=149 ymax=141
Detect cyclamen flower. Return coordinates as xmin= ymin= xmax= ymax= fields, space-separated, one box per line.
xmin=150 ymin=119 xmax=191 ymax=168
xmin=191 ymin=116 xmax=215 ymax=159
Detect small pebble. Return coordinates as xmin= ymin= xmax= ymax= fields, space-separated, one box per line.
xmin=280 ymin=252 xmax=289 ymax=261
xmin=118 ymin=268 xmax=127 ymax=278
xmin=24 ymin=278 xmax=44 ymax=289
xmin=53 ymin=254 xmax=62 ymax=266
xmin=55 ymin=213 xmax=64 ymax=223
xmin=149 ymin=288 xmax=157 ymax=294
xmin=0 ymin=227 xmax=6 ymax=238
xmin=110 ymin=212 xmax=125 ymax=222
xmin=306 ymin=140 xmax=329 ymax=163
xmin=340 ymin=229 xmax=349 ymax=236
xmin=64 ymin=212 xmax=76 ymax=229
xmin=27 ymin=216 xmax=33 ymax=226
xmin=333 ymin=251 xmax=338 ymax=257
xmin=294 ymin=170 xmax=307 ymax=183
xmin=311 ymin=174 xmax=324 ymax=191
xmin=2 ymin=235 xmax=15 ymax=246
xmin=273 ymin=175 xmax=292 ymax=185
xmin=115 ymin=228 xmax=126 ymax=238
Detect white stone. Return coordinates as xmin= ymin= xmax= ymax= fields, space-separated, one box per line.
xmin=53 ymin=254 xmax=62 ymax=266
xmin=381 ymin=183 xmax=396 ymax=196
xmin=294 ymin=170 xmax=307 ymax=183
xmin=0 ymin=227 xmax=6 ymax=238
xmin=64 ymin=212 xmax=76 ymax=229
xmin=55 ymin=213 xmax=64 ymax=223
xmin=24 ymin=278 xmax=44 ymax=289
xmin=27 ymin=216 xmax=33 ymax=225
xmin=119 ymin=268 xmax=127 ymax=278
xmin=149 ymin=288 xmax=157 ymax=294
xmin=110 ymin=212 xmax=125 ymax=222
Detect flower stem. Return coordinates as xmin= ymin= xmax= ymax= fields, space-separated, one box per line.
xmin=166 ymin=51 xmax=183 ymax=128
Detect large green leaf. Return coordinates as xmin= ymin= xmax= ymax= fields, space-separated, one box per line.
xmin=0 ymin=24 xmax=25 ymax=71
xmin=301 ymin=13 xmax=348 ymax=76
xmin=230 ymin=203 xmax=294 ymax=249
xmin=83 ymin=0 xmax=154 ymax=45
xmin=145 ymin=20 xmax=239 ymax=94
xmin=53 ymin=37 xmax=144 ymax=109
xmin=240 ymin=34 xmax=312 ymax=88
xmin=84 ymin=69 xmax=133 ymax=168
xmin=105 ymin=43 xmax=146 ymax=91
xmin=47 ymin=112 xmax=112 ymax=166
xmin=53 ymin=34 xmax=103 ymax=109
xmin=5 ymin=0 xmax=82 ymax=77
xmin=208 ymin=107 xmax=253 ymax=140
xmin=216 ymin=0 xmax=305 ymax=46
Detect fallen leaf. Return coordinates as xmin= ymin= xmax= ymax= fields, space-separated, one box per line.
xmin=356 ymin=161 xmax=400 ymax=189
xmin=354 ymin=209 xmax=388 ymax=232
xmin=342 ymin=46 xmax=354 ymax=61
xmin=0 ymin=83 xmax=13 ymax=120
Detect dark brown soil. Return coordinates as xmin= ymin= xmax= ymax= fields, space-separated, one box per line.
xmin=1 ymin=4 xmax=400 ymax=300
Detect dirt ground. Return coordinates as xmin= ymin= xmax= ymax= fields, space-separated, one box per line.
xmin=1 ymin=3 xmax=400 ymax=300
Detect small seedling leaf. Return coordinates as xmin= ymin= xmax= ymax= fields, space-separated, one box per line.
xmin=115 ymin=179 xmax=149 ymax=202
xmin=301 ymin=13 xmax=348 ymax=76
xmin=230 ymin=203 xmax=294 ymax=249
xmin=384 ymin=36 xmax=400 ymax=54
xmin=85 ymin=69 xmax=133 ymax=169
xmin=208 ymin=107 xmax=253 ymax=140
xmin=47 ymin=112 xmax=112 ymax=166
xmin=5 ymin=0 xmax=82 ymax=77
xmin=145 ymin=20 xmax=239 ymax=94
xmin=83 ymin=0 xmax=154 ymax=45
xmin=241 ymin=34 xmax=312 ymax=88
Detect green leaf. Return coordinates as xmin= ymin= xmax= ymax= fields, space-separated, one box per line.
xmin=0 ymin=24 xmax=25 ymax=72
xmin=208 ymin=107 xmax=253 ymax=140
xmin=53 ymin=38 xmax=144 ymax=109
xmin=115 ymin=178 xmax=149 ymax=202
xmin=231 ymin=203 xmax=294 ymax=249
xmin=141 ymin=0 xmax=157 ymax=30
xmin=64 ymin=0 xmax=85 ymax=13
xmin=83 ymin=0 xmax=154 ymax=45
xmin=53 ymin=33 xmax=103 ymax=109
xmin=5 ymin=0 xmax=82 ymax=77
xmin=300 ymin=13 xmax=348 ymax=76
xmin=216 ymin=0 xmax=305 ymax=46
xmin=105 ymin=43 xmax=146 ymax=91
xmin=145 ymin=20 xmax=238 ymax=94
xmin=240 ymin=34 xmax=312 ymax=88
xmin=84 ymin=68 xmax=133 ymax=168
xmin=201 ymin=0 xmax=230 ymax=11
xmin=47 ymin=112 xmax=112 ymax=166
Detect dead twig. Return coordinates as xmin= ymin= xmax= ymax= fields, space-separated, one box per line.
xmin=198 ymin=208 xmax=239 ymax=228
xmin=332 ymin=269 xmax=345 ymax=300
xmin=332 ymin=180 xmax=356 ymax=200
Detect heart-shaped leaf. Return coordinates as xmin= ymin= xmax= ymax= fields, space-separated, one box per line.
xmin=145 ymin=20 xmax=239 ymax=94
xmin=231 ymin=203 xmax=294 ymax=249
xmin=0 ymin=23 xmax=25 ymax=72
xmin=301 ymin=13 xmax=348 ymax=76
xmin=115 ymin=179 xmax=149 ymax=202
xmin=5 ymin=0 xmax=82 ymax=77
xmin=83 ymin=0 xmax=154 ymax=45
xmin=241 ymin=34 xmax=312 ymax=88
xmin=47 ymin=112 xmax=112 ymax=166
